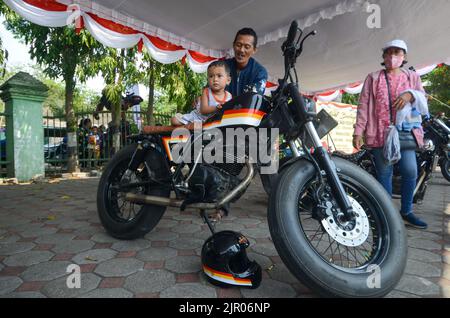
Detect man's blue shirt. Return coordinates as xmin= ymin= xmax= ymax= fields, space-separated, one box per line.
xmin=225 ymin=57 xmax=268 ymax=96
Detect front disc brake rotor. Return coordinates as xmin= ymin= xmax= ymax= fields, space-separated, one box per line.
xmin=321 ymin=196 xmax=370 ymax=247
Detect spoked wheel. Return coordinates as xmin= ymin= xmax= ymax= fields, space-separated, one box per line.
xmin=268 ymin=157 xmax=407 ymax=297
xmin=97 ymin=144 xmax=170 ymax=240
xmin=298 ymin=178 xmax=386 ymax=271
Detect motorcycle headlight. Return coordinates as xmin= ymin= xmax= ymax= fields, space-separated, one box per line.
xmin=423 ymin=139 xmax=435 ymax=151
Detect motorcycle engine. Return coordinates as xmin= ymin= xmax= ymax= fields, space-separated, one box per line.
xmin=181 ymin=164 xmax=242 ymax=209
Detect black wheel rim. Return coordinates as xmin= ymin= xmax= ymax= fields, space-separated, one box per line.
xmin=297 ymin=175 xmax=390 ymax=273
xmin=105 ymin=160 xmax=148 ymax=223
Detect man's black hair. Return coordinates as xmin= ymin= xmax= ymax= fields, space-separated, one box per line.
xmin=234 ymin=27 xmax=258 ymax=48
xmin=208 ymin=60 xmax=231 ymax=76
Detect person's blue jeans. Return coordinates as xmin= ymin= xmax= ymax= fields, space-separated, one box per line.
xmin=370 ymin=148 xmax=418 ymax=215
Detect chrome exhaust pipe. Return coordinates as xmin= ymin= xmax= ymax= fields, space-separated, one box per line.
xmin=124 ymin=161 xmax=254 ymax=210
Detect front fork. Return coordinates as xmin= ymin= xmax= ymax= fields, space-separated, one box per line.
xmin=290 ymin=122 xmax=355 ymax=220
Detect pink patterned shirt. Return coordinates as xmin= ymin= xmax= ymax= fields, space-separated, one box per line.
xmin=354 ymin=69 xmax=425 ymax=148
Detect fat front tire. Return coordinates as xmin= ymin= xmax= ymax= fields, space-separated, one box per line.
xmin=268 ymin=157 xmax=407 ymax=297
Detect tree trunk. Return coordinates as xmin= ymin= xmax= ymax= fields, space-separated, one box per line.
xmin=110 ymin=102 xmax=121 ymax=156
xmin=110 ymin=49 xmax=125 ymax=155
xmin=64 ymin=76 xmax=79 ymax=173
xmin=147 ymin=60 xmax=155 ymax=126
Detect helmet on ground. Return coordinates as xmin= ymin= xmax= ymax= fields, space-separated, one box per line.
xmin=201 ymin=230 xmax=262 ymax=289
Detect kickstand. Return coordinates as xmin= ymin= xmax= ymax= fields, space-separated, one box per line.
xmin=200 ymin=209 xmax=216 ymax=235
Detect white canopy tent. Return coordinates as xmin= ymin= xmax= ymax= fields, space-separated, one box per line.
xmin=4 ymin=0 xmax=450 ymax=95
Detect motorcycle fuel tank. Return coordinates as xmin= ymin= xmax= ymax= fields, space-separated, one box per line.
xmin=203 ymin=92 xmax=271 ymax=130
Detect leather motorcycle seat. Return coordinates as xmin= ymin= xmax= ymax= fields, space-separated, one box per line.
xmin=333 ymin=150 xmax=368 ymax=163
xmin=142 ymin=123 xmax=195 ymax=135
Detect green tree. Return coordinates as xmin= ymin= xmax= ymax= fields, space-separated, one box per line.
xmin=0 ymin=3 xmax=8 ymax=78
xmin=85 ymin=47 xmax=142 ymax=153
xmin=341 ymin=92 xmax=360 ymax=105
xmin=140 ymin=52 xmax=206 ymax=125
xmin=4 ymin=13 xmax=107 ymax=172
xmin=423 ymin=64 xmax=450 ymax=115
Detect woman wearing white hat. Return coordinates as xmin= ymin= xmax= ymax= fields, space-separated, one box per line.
xmin=353 ymin=39 xmax=429 ymax=229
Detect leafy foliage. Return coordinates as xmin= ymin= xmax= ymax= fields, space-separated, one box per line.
xmin=422 ymin=65 xmax=450 ymax=115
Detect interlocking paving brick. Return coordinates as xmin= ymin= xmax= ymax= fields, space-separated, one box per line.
xmin=249 ymin=242 xmax=279 ymax=257
xmin=156 ymin=219 xmax=179 ymax=229
xmin=4 ymin=251 xmax=54 ymax=267
xmin=94 ymin=258 xmax=143 ymax=277
xmin=215 ymin=222 xmax=246 ymax=232
xmin=405 ymin=259 xmax=442 ymax=278
xmin=136 ymin=247 xmax=177 ymax=262
xmin=407 ymin=230 xmax=442 ymax=241
xmin=72 ymin=249 xmax=117 ymax=265
xmin=0 ymin=174 xmax=449 ymax=298
xmin=242 ymin=279 xmax=296 ymax=298
xmin=176 ymin=273 xmax=200 ymax=283
xmin=169 ymin=238 xmax=205 ymax=250
xmin=241 ymin=227 xmax=271 ymax=239
xmin=58 ymin=221 xmax=91 ymax=230
xmin=80 ymin=264 xmax=97 ymax=273
xmin=52 ymin=240 xmax=95 ymax=254
xmin=0 ymin=276 xmax=23 ymax=295
xmin=266 ymin=263 xmax=298 ymax=284
xmin=124 ymin=269 xmax=175 ymax=294
xmin=90 ymin=232 xmax=121 ymax=244
xmin=81 ymin=288 xmax=133 ymax=298
xmin=407 ymin=248 xmax=442 ymax=263
xmin=0 ymin=242 xmax=35 ymax=255
xmin=407 ymin=238 xmax=442 ymax=251
xmin=144 ymin=261 xmax=165 ymax=270
xmin=99 ymin=277 xmax=125 ymax=288
xmin=0 ymin=291 xmax=46 ymax=298
xmin=20 ymin=261 xmax=72 ymax=281
xmin=160 ymin=283 xmax=217 ymax=298
xmin=385 ymin=290 xmax=420 ymax=298
xmin=35 ymin=234 xmax=76 ymax=245
xmin=15 ymin=281 xmax=45 ymax=292
xmin=217 ymin=288 xmax=242 ymax=298
xmin=247 ymin=252 xmax=274 ymax=270
xmin=41 ymin=273 xmax=101 ymax=298
xmin=165 ymin=256 xmax=201 ymax=274
xmin=145 ymin=230 xmax=179 ymax=242
xmin=19 ymin=227 xmax=58 ymax=238
xmin=171 ymin=224 xmax=202 ymax=235
xmin=395 ymin=275 xmax=440 ymax=296
xmin=111 ymin=239 xmax=151 ymax=252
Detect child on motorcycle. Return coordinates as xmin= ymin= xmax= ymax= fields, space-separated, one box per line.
xmin=171 ymin=60 xmax=232 ymax=126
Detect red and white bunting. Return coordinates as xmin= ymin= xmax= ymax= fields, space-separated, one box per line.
xmin=4 ymin=0 xmax=219 ymax=72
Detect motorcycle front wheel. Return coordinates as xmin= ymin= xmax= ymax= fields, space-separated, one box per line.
xmin=440 ymin=158 xmax=450 ymax=182
xmin=268 ymin=157 xmax=407 ymax=297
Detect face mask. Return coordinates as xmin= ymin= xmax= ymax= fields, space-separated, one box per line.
xmin=384 ymin=55 xmax=404 ymax=69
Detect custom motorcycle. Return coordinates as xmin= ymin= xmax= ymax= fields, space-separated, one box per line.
xmin=97 ymin=21 xmax=407 ymax=297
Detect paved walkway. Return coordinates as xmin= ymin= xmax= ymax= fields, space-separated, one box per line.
xmin=0 ymin=173 xmax=449 ymax=298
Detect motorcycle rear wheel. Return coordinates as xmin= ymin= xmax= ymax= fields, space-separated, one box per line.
xmin=97 ymin=144 xmax=170 ymax=240
xmin=268 ymin=157 xmax=407 ymax=297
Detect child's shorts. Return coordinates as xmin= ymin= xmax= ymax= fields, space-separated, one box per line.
xmin=175 ymin=110 xmax=206 ymax=125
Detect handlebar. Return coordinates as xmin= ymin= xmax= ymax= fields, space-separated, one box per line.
xmin=283 ymin=20 xmax=298 ymax=51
